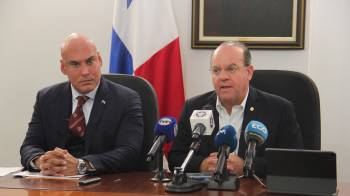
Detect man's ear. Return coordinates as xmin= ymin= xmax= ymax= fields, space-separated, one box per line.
xmin=60 ymin=60 xmax=67 ymax=75
xmin=247 ymin=65 xmax=255 ymax=81
xmin=97 ymin=52 xmax=103 ymax=67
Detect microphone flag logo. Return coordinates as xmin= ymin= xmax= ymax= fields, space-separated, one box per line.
xmin=159 ymin=117 xmax=172 ymax=126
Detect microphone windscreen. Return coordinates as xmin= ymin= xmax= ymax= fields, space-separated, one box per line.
xmin=190 ymin=110 xmax=215 ymax=136
xmin=154 ymin=116 xmax=177 ymax=142
xmin=244 ymin=120 xmax=268 ymax=146
xmin=214 ymin=125 xmax=237 ymax=150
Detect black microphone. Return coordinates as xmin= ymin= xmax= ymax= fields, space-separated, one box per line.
xmin=213 ymin=125 xmax=238 ymax=182
xmin=207 ymin=125 xmax=240 ymax=191
xmin=146 ymin=116 xmax=177 ymax=161
xmin=243 ymin=120 xmax=269 ymax=177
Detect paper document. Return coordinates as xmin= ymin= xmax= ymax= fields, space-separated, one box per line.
xmin=0 ymin=167 xmax=22 ymax=176
xmin=14 ymin=170 xmax=85 ymax=180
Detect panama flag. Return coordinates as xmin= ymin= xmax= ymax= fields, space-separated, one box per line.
xmin=109 ymin=0 xmax=185 ymax=122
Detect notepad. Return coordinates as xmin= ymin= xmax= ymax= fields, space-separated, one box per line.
xmin=0 ymin=167 xmax=22 ymax=176
xmin=14 ymin=170 xmax=85 ymax=180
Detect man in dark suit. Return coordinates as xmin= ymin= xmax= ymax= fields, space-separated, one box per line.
xmin=168 ymin=41 xmax=303 ymax=177
xmin=20 ymin=33 xmax=144 ymax=176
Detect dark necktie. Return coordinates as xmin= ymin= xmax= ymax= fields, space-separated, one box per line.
xmin=69 ymin=96 xmax=88 ymax=137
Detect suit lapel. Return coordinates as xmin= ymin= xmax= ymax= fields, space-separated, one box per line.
xmin=207 ymin=92 xmax=220 ymax=136
xmin=84 ymin=78 xmax=109 ymax=148
xmin=57 ymin=83 xmax=72 ymax=147
xmin=238 ymin=86 xmax=259 ymax=156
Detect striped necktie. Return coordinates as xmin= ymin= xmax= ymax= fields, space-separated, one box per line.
xmin=68 ymin=96 xmax=88 ymax=137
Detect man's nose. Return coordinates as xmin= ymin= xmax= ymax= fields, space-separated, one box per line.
xmin=80 ymin=64 xmax=90 ymax=75
xmin=218 ymin=69 xmax=231 ymax=79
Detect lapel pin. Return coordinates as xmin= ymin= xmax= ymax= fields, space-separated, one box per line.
xmin=101 ymin=100 xmax=106 ymax=104
xmin=249 ymin=107 xmax=254 ymax=112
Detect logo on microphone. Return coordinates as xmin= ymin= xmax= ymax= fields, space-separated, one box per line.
xmin=195 ymin=111 xmax=207 ymax=117
xmin=251 ymin=121 xmax=268 ymax=134
xmin=218 ymin=129 xmax=225 ymax=134
xmin=159 ymin=117 xmax=172 ymax=126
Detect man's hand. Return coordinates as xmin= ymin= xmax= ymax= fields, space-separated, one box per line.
xmin=199 ymin=152 xmax=244 ymax=175
xmin=35 ymin=147 xmax=78 ymax=176
xmin=200 ymin=152 xmax=218 ymax=172
xmin=61 ymin=150 xmax=79 ymax=176
xmin=227 ymin=153 xmax=244 ymax=175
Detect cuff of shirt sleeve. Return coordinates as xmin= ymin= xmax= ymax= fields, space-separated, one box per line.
xmin=29 ymin=155 xmax=41 ymax=171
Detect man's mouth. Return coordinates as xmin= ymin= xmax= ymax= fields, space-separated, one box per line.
xmin=220 ymin=85 xmax=232 ymax=89
xmin=80 ymin=79 xmax=93 ymax=84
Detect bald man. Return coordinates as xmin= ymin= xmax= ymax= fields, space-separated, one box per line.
xmin=20 ymin=33 xmax=144 ymax=176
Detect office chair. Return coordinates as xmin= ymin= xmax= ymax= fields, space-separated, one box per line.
xmin=103 ymin=73 xmax=159 ymax=170
xmin=251 ymin=70 xmax=321 ymax=150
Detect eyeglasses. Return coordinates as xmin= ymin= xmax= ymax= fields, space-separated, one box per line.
xmin=210 ymin=64 xmax=242 ymax=76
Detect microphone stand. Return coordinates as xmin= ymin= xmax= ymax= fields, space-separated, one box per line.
xmin=207 ymin=147 xmax=240 ymax=191
xmin=165 ymin=141 xmax=205 ymax=192
xmin=149 ymin=145 xmax=171 ymax=182
xmin=241 ymin=141 xmax=266 ymax=187
xmin=242 ymin=167 xmax=265 ymax=188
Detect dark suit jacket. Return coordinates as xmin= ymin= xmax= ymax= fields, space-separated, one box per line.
xmin=168 ymin=86 xmax=303 ymax=177
xmin=20 ymin=77 xmax=144 ymax=174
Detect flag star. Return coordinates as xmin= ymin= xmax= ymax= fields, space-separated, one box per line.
xmin=127 ymin=0 xmax=132 ymax=8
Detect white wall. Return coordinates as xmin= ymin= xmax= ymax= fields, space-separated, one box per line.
xmin=0 ymin=0 xmax=114 ymax=166
xmin=308 ymin=0 xmax=350 ymax=183
xmin=0 ymin=0 xmax=349 ymax=182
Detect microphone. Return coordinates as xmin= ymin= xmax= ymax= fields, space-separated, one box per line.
xmin=189 ymin=109 xmax=215 ymax=147
xmin=146 ymin=116 xmax=177 ymax=161
xmin=243 ymin=120 xmax=268 ymax=177
xmin=214 ymin=125 xmax=238 ymax=181
xmin=178 ymin=109 xmax=215 ymax=171
xmin=165 ymin=109 xmax=215 ymax=192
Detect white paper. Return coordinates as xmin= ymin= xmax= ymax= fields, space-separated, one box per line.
xmin=0 ymin=167 xmax=22 ymax=176
xmin=13 ymin=170 xmax=85 ymax=180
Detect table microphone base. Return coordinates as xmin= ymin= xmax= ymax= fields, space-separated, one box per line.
xmin=150 ymin=177 xmax=171 ymax=182
xmin=207 ymin=175 xmax=240 ymax=191
xmin=165 ymin=180 xmax=204 ymax=193
xmin=150 ymin=171 xmax=171 ymax=182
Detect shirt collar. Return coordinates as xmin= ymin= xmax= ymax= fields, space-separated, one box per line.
xmin=216 ymin=87 xmax=249 ymax=113
xmin=71 ymin=82 xmax=100 ymax=100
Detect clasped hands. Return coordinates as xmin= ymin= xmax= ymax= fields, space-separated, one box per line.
xmin=200 ymin=152 xmax=244 ymax=175
xmin=34 ymin=147 xmax=78 ymax=176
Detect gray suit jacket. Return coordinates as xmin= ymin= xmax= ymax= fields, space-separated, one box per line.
xmin=168 ymin=86 xmax=303 ymax=177
xmin=20 ymin=77 xmax=144 ymax=174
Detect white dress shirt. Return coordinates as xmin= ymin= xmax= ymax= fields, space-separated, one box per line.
xmin=71 ymin=83 xmax=99 ymax=124
xmin=215 ymin=88 xmax=249 ymax=153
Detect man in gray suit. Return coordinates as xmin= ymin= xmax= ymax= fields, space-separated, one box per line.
xmin=20 ymin=33 xmax=144 ymax=176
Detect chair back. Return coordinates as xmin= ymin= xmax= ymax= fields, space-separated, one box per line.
xmin=103 ymin=74 xmax=159 ymax=170
xmin=251 ymin=70 xmax=321 ymax=150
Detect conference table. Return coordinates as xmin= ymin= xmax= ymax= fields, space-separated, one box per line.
xmin=0 ymin=171 xmax=348 ymax=195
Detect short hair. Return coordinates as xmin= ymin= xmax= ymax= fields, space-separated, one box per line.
xmin=212 ymin=41 xmax=251 ymax=66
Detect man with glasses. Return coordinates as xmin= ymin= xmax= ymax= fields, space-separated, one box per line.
xmin=20 ymin=33 xmax=144 ymax=176
xmin=168 ymin=41 xmax=303 ymax=177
